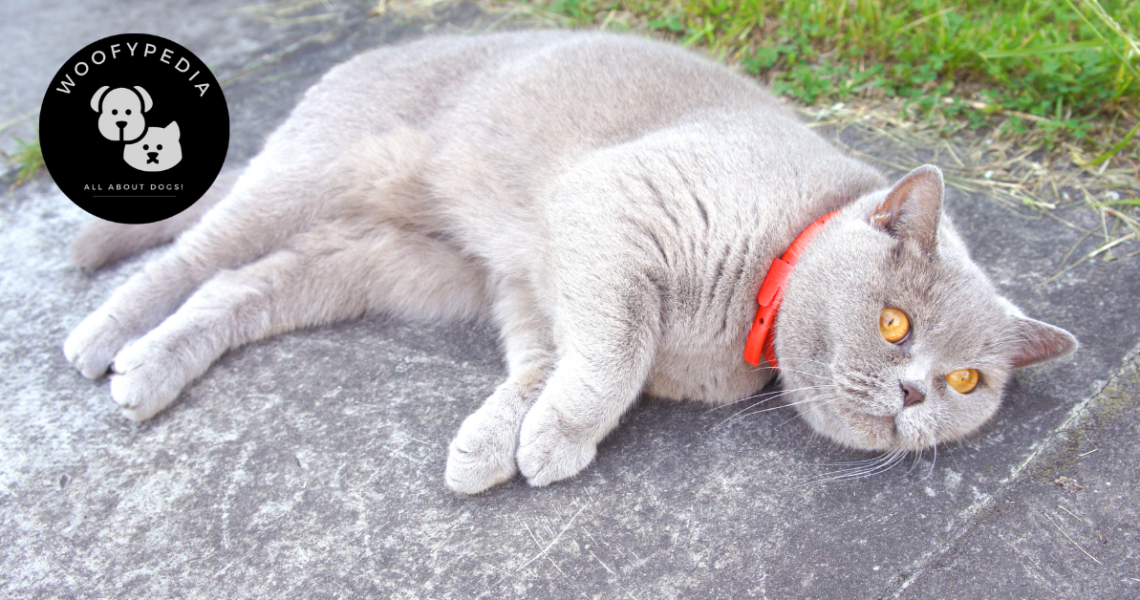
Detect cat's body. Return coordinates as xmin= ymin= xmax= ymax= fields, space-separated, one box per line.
xmin=64 ymin=32 xmax=1076 ymax=493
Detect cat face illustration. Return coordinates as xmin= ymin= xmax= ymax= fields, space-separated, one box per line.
xmin=91 ymin=86 xmax=152 ymax=143
xmin=123 ymin=122 xmax=182 ymax=172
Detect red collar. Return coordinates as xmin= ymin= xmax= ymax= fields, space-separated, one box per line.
xmin=743 ymin=210 xmax=840 ymax=369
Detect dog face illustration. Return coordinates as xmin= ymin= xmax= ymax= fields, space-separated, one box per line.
xmin=91 ymin=86 xmax=152 ymax=143
xmin=122 ymin=122 xmax=182 ymax=172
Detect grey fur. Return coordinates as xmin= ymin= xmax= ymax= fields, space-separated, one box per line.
xmin=69 ymin=168 xmax=243 ymax=269
xmin=63 ymin=32 xmax=1077 ymax=493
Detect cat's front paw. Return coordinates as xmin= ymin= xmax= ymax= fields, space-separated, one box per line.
xmin=446 ymin=408 xmax=519 ymax=495
xmin=107 ymin=339 xmax=192 ymax=421
xmin=64 ymin=309 xmax=135 ymax=379
xmin=516 ymin=403 xmax=597 ymax=487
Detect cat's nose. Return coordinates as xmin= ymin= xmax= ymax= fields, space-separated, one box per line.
xmin=900 ymin=381 xmax=925 ymax=407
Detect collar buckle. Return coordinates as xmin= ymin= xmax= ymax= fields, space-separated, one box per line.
xmin=743 ymin=210 xmax=840 ymax=370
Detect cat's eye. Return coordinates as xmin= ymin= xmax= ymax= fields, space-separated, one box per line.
xmin=879 ymin=308 xmax=910 ymax=343
xmin=946 ymin=369 xmax=979 ymax=394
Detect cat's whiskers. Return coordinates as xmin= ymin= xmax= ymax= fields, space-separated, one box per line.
xmin=781 ymin=356 xmax=836 ymax=369
xmin=796 ymin=439 xmax=948 ymax=489
xmin=710 ymin=383 xmax=839 ymax=410
xmin=776 ymin=401 xmax=848 ymax=431
xmin=708 ymin=388 xmax=841 ymax=430
xmin=734 ymin=392 xmax=844 ymax=421
xmin=807 ymin=448 xmax=908 ymax=484
xmin=745 ymin=384 xmax=836 ymax=400
xmin=746 ymin=359 xmax=834 ymax=383
xmin=815 ymin=454 xmax=893 ymax=468
xmin=734 ymin=392 xmax=852 ymax=431
xmin=905 ymin=447 xmax=925 ymax=477
xmin=781 ymin=361 xmax=841 ymax=380
xmin=772 ymin=365 xmax=833 ymax=384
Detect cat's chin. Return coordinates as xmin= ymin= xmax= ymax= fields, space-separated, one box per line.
xmin=834 ymin=407 xmax=900 ymax=451
xmin=798 ymin=399 xmax=946 ymax=453
xmin=850 ymin=411 xmax=899 ymax=447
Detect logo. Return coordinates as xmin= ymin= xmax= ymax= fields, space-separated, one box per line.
xmin=40 ymin=33 xmax=229 ymax=224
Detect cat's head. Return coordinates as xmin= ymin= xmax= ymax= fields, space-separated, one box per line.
xmin=777 ymin=165 xmax=1076 ymax=452
xmin=123 ymin=122 xmax=183 ymax=172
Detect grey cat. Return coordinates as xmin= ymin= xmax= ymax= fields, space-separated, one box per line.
xmin=63 ymin=31 xmax=1077 ymax=494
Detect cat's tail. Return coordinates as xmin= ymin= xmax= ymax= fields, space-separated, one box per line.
xmin=68 ymin=168 xmax=244 ymax=269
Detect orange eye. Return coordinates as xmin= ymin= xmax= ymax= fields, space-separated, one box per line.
xmin=946 ymin=369 xmax=979 ymax=393
xmin=879 ymin=308 xmax=910 ymax=343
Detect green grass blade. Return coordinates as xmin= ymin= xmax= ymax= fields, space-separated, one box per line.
xmin=897 ymin=6 xmax=955 ymax=34
xmin=10 ymin=136 xmax=44 ymax=186
xmin=1089 ymin=200 xmax=1140 ymax=207
xmin=1081 ymin=119 xmax=1140 ymax=167
xmin=1064 ymin=0 xmax=1140 ymax=83
xmin=979 ymin=39 xmax=1105 ymax=59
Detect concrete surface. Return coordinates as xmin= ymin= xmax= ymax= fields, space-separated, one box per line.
xmin=1 ymin=1 xmax=1138 ymax=599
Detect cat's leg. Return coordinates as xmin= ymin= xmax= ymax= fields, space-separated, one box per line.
xmin=69 ymin=168 xmax=244 ymax=270
xmin=64 ymin=249 xmax=210 ymax=379
xmin=64 ymin=171 xmax=322 ymax=379
xmin=65 ymin=128 xmax=430 ymax=380
xmin=106 ymin=219 xmax=489 ymax=420
xmin=446 ymin=278 xmax=554 ymax=494
xmin=515 ymin=273 xmax=662 ymax=487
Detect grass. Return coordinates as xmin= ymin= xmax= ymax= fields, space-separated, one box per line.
xmin=4 ymin=135 xmax=44 ymax=188
xmin=517 ymin=0 xmax=1138 ymax=158
xmin=488 ymin=0 xmax=1139 ymax=272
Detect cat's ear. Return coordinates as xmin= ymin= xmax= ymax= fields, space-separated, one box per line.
xmin=1000 ymin=299 xmax=1078 ymax=368
xmin=167 ymin=121 xmax=181 ymax=140
xmin=870 ymin=164 xmax=944 ymax=251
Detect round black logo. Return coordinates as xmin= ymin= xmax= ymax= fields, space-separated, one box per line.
xmin=40 ymin=33 xmax=229 ymax=224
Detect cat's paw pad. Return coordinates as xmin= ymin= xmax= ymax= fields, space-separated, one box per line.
xmin=64 ymin=310 xmax=134 ymax=379
xmin=516 ymin=406 xmax=597 ymax=487
xmin=446 ymin=410 xmax=519 ymax=494
xmin=108 ymin=343 xmax=188 ymax=421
